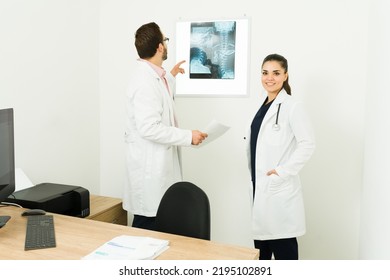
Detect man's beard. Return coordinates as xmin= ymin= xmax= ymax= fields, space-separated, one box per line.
xmin=162 ymin=46 xmax=168 ymax=61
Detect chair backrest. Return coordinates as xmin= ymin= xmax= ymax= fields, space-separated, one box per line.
xmin=155 ymin=181 xmax=211 ymax=240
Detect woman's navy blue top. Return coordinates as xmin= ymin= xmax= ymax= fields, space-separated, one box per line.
xmin=250 ymin=98 xmax=273 ymax=194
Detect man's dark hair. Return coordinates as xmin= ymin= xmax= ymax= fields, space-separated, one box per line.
xmin=134 ymin=22 xmax=164 ymax=59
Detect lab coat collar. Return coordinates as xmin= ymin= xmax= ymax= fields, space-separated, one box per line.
xmin=138 ymin=58 xmax=166 ymax=80
xmin=259 ymin=89 xmax=288 ymax=126
xmin=261 ymin=88 xmax=288 ymax=105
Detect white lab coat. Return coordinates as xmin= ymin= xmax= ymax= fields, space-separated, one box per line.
xmin=123 ymin=60 xmax=192 ymax=217
xmin=245 ymin=89 xmax=315 ymax=240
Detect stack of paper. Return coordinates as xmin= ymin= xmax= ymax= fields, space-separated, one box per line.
xmin=82 ymin=235 xmax=169 ymax=260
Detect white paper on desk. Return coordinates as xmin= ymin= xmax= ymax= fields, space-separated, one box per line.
xmin=196 ymin=119 xmax=230 ymax=148
xmin=82 ymin=235 xmax=169 ymax=260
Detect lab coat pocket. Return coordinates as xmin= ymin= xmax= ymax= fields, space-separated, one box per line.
xmin=126 ymin=144 xmax=142 ymax=171
xmin=153 ymin=145 xmax=171 ymax=176
xmin=268 ymin=174 xmax=291 ymax=193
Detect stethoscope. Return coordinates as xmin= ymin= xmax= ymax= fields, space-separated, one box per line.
xmin=272 ymin=103 xmax=281 ymax=131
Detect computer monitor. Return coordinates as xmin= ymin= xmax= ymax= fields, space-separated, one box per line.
xmin=0 ymin=108 xmax=15 ymax=204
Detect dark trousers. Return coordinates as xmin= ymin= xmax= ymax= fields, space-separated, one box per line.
xmin=254 ymin=238 xmax=298 ymax=260
xmin=132 ymin=215 xmax=156 ymax=231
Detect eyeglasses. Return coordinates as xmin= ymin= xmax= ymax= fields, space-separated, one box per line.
xmin=163 ymin=37 xmax=169 ymax=44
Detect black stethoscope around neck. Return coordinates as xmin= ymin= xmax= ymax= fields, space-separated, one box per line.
xmin=272 ymin=103 xmax=281 ymax=131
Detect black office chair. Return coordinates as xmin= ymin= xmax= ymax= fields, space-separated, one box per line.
xmin=155 ymin=181 xmax=211 ymax=240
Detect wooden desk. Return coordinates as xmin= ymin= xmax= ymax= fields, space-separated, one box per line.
xmin=0 ymin=206 xmax=259 ymax=260
xmin=87 ymin=195 xmax=127 ymax=225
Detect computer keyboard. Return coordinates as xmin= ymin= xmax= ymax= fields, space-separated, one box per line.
xmin=25 ymin=215 xmax=56 ymax=250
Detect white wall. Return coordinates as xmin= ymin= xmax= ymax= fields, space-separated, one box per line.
xmin=0 ymin=0 xmax=100 ymax=193
xmin=2 ymin=0 xmax=380 ymax=260
xmin=99 ymin=0 xmax=368 ymax=259
xmin=359 ymin=0 xmax=390 ymax=259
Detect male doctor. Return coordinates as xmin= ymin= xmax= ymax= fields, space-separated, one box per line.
xmin=124 ymin=22 xmax=208 ymax=230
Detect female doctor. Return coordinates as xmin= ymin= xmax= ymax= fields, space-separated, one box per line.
xmin=246 ymin=54 xmax=315 ymax=260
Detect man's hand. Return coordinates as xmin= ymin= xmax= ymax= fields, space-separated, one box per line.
xmin=191 ymin=130 xmax=208 ymax=145
xmin=171 ymin=60 xmax=186 ymax=77
xmin=266 ymin=169 xmax=279 ymax=176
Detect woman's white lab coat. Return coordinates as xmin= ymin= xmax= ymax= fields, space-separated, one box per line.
xmin=245 ymin=89 xmax=315 ymax=240
xmin=123 ymin=60 xmax=192 ymax=217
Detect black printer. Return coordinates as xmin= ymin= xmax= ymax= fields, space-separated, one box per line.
xmin=6 ymin=183 xmax=90 ymax=217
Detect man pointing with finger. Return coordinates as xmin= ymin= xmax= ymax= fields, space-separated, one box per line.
xmin=124 ymin=22 xmax=208 ymax=230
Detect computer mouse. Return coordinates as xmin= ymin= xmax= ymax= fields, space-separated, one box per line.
xmin=21 ymin=209 xmax=46 ymax=216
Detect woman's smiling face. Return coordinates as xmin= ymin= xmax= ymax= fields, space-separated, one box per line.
xmin=261 ymin=60 xmax=288 ymax=95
